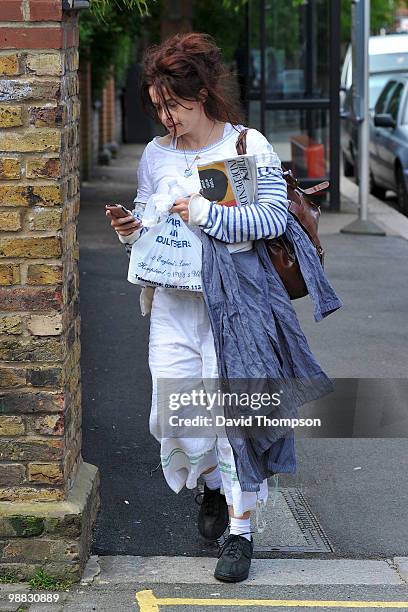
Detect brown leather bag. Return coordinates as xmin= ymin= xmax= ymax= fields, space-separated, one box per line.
xmin=236 ymin=129 xmax=329 ymax=300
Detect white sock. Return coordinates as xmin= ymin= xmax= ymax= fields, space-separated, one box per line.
xmin=229 ymin=516 xmax=252 ymax=541
xmin=202 ymin=466 xmax=222 ymax=490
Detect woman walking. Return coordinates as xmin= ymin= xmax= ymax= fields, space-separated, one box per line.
xmin=106 ymin=32 xmax=341 ymax=583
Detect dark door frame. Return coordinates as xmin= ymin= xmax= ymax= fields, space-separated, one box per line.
xmin=247 ymin=0 xmax=341 ymax=210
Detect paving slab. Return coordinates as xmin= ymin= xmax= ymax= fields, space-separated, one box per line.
xmin=92 ymin=555 xmax=403 ymax=586
xmin=395 ymin=558 xmax=408 ymax=583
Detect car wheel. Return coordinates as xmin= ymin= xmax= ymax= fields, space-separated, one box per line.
xmin=342 ymin=153 xmax=354 ymax=177
xmin=396 ymin=165 xmax=408 ymax=216
xmin=369 ymin=172 xmax=387 ymax=200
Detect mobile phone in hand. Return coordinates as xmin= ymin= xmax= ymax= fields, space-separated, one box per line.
xmin=105 ymin=204 xmax=133 ymax=218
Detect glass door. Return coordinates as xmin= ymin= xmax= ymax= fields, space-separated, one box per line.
xmin=248 ymin=0 xmax=341 ymax=210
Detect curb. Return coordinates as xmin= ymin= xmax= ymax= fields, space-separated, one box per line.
xmin=83 ymin=555 xmax=408 ymax=587
xmin=340 ymin=176 xmax=408 ymax=240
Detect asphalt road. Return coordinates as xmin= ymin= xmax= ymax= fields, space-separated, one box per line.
xmin=3 ymin=581 xmax=408 ymax=612
xmin=78 ymin=145 xmax=408 ymax=560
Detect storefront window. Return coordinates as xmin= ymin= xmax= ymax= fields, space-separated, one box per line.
xmin=266 ymin=108 xmax=329 ymax=180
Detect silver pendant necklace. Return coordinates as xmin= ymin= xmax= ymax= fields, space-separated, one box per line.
xmin=180 ymin=122 xmax=216 ymax=178
xmin=183 ymin=155 xmax=199 ymax=178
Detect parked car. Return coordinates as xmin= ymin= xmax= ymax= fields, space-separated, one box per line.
xmin=369 ymin=75 xmax=408 ymax=214
xmin=340 ymin=34 xmax=408 ymax=178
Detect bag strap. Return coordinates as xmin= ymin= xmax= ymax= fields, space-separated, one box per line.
xmin=303 ymin=181 xmax=330 ymax=195
xmin=282 ymin=166 xmax=329 ymax=196
xmin=236 ymin=129 xmax=248 ymax=156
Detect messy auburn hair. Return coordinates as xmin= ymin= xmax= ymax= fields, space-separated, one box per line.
xmin=140 ymin=32 xmax=244 ymax=132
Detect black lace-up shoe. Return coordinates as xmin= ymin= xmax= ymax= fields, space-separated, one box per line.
xmin=195 ymin=484 xmax=229 ymax=541
xmin=214 ymin=533 xmax=254 ymax=582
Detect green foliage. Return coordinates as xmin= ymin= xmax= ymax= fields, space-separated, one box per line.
xmin=80 ymin=0 xmax=162 ymax=98
xmin=138 ymin=0 xmax=162 ymax=44
xmin=28 ymin=568 xmax=72 ymax=591
xmin=80 ymin=0 xmax=399 ymax=103
xmin=341 ymin=0 xmax=398 ymax=43
xmin=0 ymin=568 xmax=71 ymax=590
xmin=194 ymin=0 xmax=246 ymax=62
xmin=80 ymin=2 xmax=146 ymax=98
xmin=222 ymin=0 xmax=306 ymax=10
xmin=222 ymin=0 xmax=398 ymax=45
xmin=134 ymin=0 xmax=247 ymax=60
xmin=0 ymin=571 xmax=19 ymax=583
xmin=221 ymin=0 xmax=247 ymax=11
xmin=89 ymin=0 xmax=150 ymax=18
xmin=9 ymin=516 xmax=44 ymax=537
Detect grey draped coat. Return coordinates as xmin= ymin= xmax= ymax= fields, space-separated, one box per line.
xmin=198 ymin=214 xmax=343 ymax=492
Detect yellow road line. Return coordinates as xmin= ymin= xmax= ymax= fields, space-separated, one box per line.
xmin=136 ymin=589 xmax=160 ymax=612
xmin=135 ymin=589 xmax=408 ymax=610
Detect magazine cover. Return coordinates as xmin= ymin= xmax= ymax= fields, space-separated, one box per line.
xmin=197 ymin=154 xmax=257 ymax=207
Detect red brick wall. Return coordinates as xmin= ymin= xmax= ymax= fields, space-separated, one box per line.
xmin=79 ymin=57 xmax=93 ymax=179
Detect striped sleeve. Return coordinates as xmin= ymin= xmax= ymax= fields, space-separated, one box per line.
xmin=191 ymin=165 xmax=288 ymax=243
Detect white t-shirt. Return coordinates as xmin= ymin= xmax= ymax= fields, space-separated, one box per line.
xmin=119 ymin=123 xmax=285 ymax=254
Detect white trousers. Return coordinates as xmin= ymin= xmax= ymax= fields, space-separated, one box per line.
xmin=148 ymin=286 xmax=269 ymax=517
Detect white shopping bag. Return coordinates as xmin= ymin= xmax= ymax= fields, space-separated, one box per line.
xmin=127 ymin=212 xmax=202 ymax=291
xmin=140 ymin=193 xmax=172 ymax=228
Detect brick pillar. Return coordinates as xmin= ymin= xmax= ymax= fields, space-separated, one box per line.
xmin=0 ymin=0 xmax=99 ymax=581
xmin=79 ymin=56 xmax=92 ymax=180
xmin=105 ymin=74 xmax=118 ymax=158
xmin=97 ymin=76 xmax=112 ymax=165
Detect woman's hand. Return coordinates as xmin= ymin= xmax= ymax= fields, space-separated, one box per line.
xmin=169 ymin=197 xmax=190 ymax=222
xmin=105 ymin=207 xmax=142 ymax=236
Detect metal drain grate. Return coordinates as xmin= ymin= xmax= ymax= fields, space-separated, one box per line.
xmin=254 ymin=487 xmax=333 ymax=554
